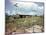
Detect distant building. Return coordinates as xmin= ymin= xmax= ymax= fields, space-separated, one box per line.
xmin=15 ymin=14 xmax=32 ymax=18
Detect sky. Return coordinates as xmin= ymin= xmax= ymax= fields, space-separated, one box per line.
xmin=5 ymin=0 xmax=44 ymax=16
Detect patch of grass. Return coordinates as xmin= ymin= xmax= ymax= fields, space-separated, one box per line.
xmin=5 ymin=16 xmax=44 ymax=32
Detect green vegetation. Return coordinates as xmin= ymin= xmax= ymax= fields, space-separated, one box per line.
xmin=5 ymin=15 xmax=44 ymax=32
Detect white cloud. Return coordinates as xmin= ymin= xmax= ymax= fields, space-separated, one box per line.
xmin=9 ymin=0 xmax=44 ymax=16
xmin=10 ymin=0 xmax=16 ymax=5
xmin=10 ymin=10 xmax=16 ymax=15
xmin=10 ymin=0 xmax=38 ymax=8
xmin=6 ymin=10 xmax=16 ymax=15
xmin=16 ymin=11 xmax=37 ymax=15
xmin=17 ymin=2 xmax=38 ymax=8
xmin=5 ymin=10 xmax=10 ymax=15
xmin=37 ymin=6 xmax=44 ymax=15
xmin=38 ymin=6 xmax=43 ymax=9
xmin=17 ymin=11 xmax=22 ymax=14
xmin=10 ymin=0 xmax=44 ymax=2
xmin=29 ymin=12 xmax=37 ymax=15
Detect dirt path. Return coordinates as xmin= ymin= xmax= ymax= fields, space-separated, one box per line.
xmin=6 ymin=25 xmax=43 ymax=35
xmin=25 ymin=25 xmax=43 ymax=33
